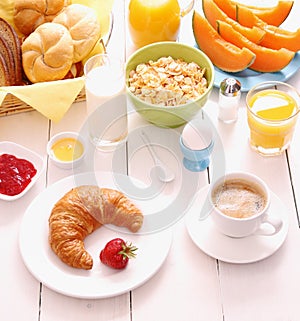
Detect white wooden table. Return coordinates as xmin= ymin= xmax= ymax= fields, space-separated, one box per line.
xmin=1 ymin=1 xmax=300 ymax=320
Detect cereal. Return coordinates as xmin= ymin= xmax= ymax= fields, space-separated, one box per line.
xmin=128 ymin=56 xmax=208 ymax=106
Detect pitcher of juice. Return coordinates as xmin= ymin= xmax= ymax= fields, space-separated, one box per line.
xmin=128 ymin=0 xmax=194 ymax=48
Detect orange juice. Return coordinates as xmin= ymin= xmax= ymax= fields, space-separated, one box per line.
xmin=128 ymin=0 xmax=181 ymax=48
xmin=247 ymin=88 xmax=299 ymax=155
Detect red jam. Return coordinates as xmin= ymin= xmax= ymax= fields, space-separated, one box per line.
xmin=0 ymin=154 xmax=37 ymax=196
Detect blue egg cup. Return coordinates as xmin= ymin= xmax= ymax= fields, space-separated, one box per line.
xmin=179 ymin=137 xmax=214 ymax=172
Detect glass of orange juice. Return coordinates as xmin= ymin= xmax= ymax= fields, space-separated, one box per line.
xmin=246 ymin=81 xmax=300 ymax=156
xmin=128 ymin=0 xmax=194 ymax=48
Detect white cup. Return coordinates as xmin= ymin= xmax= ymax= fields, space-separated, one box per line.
xmin=208 ymin=171 xmax=283 ymax=238
xmin=84 ymin=54 xmax=127 ymax=151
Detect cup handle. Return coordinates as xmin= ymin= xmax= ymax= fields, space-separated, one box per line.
xmin=255 ymin=213 xmax=283 ymax=236
xmin=180 ymin=0 xmax=194 ymax=17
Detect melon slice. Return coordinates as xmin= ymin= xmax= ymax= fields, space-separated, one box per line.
xmin=202 ymin=0 xmax=265 ymax=44
xmin=213 ymin=0 xmax=293 ymax=27
xmin=236 ymin=5 xmax=300 ymax=52
xmin=231 ymin=0 xmax=294 ymax=26
xmin=192 ymin=11 xmax=255 ymax=73
xmin=217 ymin=20 xmax=295 ymax=72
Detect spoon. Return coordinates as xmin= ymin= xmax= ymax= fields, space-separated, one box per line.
xmin=140 ymin=130 xmax=175 ymax=183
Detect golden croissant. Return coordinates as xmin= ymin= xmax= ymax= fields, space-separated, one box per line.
xmin=48 ymin=185 xmax=143 ymax=270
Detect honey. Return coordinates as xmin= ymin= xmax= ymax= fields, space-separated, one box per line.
xmin=51 ymin=137 xmax=84 ymax=162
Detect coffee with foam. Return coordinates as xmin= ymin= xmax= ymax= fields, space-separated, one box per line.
xmin=211 ymin=179 xmax=267 ymax=219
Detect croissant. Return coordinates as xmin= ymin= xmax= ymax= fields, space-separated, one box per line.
xmin=48 ymin=185 xmax=144 ymax=270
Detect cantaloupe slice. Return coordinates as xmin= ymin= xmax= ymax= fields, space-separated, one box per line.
xmin=192 ymin=11 xmax=256 ymax=73
xmin=212 ymin=0 xmax=235 ymax=20
xmin=217 ymin=20 xmax=295 ymax=72
xmin=213 ymin=0 xmax=293 ymax=27
xmin=236 ymin=5 xmax=300 ymax=52
xmin=231 ymin=0 xmax=294 ymax=26
xmin=202 ymin=0 xmax=265 ymax=44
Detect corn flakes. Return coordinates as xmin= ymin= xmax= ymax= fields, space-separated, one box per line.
xmin=128 ymin=56 xmax=208 ymax=106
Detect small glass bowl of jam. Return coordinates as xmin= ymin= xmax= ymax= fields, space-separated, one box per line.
xmin=47 ymin=132 xmax=86 ymax=169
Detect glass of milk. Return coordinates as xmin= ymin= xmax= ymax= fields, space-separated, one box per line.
xmin=84 ymin=54 xmax=127 ymax=151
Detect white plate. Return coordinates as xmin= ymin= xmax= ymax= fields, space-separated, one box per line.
xmin=214 ymin=52 xmax=300 ymax=92
xmin=0 ymin=141 xmax=45 ymax=201
xmin=19 ymin=171 xmax=173 ymax=299
xmin=185 ymin=186 xmax=289 ymax=264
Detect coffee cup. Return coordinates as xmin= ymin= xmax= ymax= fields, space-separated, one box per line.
xmin=208 ymin=171 xmax=283 ymax=238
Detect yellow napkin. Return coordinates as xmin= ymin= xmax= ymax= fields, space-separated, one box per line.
xmin=0 ymin=78 xmax=85 ymax=122
xmin=0 ymin=0 xmax=115 ymax=122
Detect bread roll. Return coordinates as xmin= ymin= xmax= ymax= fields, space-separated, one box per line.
xmin=53 ymin=4 xmax=101 ymax=63
xmin=14 ymin=0 xmax=69 ymax=36
xmin=22 ymin=23 xmax=74 ymax=83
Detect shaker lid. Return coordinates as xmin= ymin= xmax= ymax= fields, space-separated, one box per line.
xmin=220 ymin=78 xmax=241 ymax=97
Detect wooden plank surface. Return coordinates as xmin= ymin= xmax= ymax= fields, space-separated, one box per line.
xmin=0 ymin=0 xmax=300 ymax=320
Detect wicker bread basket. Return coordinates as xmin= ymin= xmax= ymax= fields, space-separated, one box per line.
xmin=0 ymin=13 xmax=113 ymax=117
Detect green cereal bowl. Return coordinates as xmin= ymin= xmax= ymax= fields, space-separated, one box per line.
xmin=125 ymin=42 xmax=215 ymax=128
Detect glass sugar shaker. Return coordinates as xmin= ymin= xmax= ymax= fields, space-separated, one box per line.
xmin=218 ymin=78 xmax=241 ymax=124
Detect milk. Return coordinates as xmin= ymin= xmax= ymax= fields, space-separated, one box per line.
xmin=85 ymin=65 xmax=125 ymax=113
xmin=84 ymin=56 xmax=127 ymax=151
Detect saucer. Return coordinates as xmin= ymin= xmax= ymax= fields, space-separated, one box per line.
xmin=185 ymin=186 xmax=289 ymax=264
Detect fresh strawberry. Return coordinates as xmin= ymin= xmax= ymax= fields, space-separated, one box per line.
xmin=99 ymin=238 xmax=138 ymax=269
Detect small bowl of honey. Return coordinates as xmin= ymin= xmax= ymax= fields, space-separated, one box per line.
xmin=47 ymin=132 xmax=85 ymax=169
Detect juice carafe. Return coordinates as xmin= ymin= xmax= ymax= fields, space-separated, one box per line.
xmin=128 ymin=0 xmax=194 ymax=48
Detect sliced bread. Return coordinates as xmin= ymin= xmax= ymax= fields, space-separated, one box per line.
xmin=0 ymin=52 xmax=10 ymax=86
xmin=0 ymin=36 xmax=15 ymax=85
xmin=0 ymin=17 xmax=22 ymax=85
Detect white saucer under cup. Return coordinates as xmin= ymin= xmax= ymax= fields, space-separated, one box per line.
xmin=185 ymin=186 xmax=289 ymax=264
